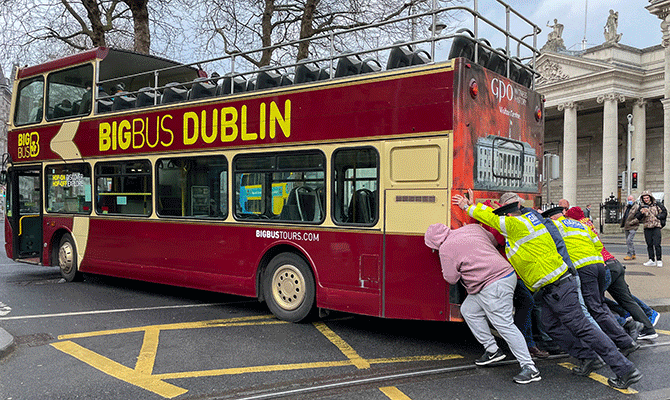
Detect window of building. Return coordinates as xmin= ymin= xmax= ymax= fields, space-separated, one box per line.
xmin=95 ymin=160 xmax=152 ymax=216
xmin=156 ymin=156 xmax=228 ymax=218
xmin=233 ymin=151 xmax=325 ymax=223
xmin=46 ymin=163 xmax=92 ymax=214
xmin=332 ymin=147 xmax=379 ymax=225
xmin=47 ymin=64 xmax=94 ymax=120
xmin=14 ymin=77 xmax=44 ymax=126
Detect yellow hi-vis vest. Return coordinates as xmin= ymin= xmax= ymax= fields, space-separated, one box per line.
xmin=551 ymin=216 xmax=604 ymax=269
xmin=467 ymin=204 xmax=569 ymax=292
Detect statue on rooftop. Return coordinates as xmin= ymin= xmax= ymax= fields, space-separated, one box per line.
xmin=604 ymin=9 xmax=623 ymax=44
xmin=541 ymin=19 xmax=566 ymax=52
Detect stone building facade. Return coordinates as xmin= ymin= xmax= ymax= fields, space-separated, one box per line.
xmin=0 ymin=65 xmax=10 ymax=157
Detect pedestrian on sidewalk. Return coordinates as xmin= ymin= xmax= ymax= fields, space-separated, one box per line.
xmin=634 ymin=190 xmax=667 ymax=268
xmin=425 ymin=222 xmax=541 ymax=384
xmin=621 ymin=195 xmax=640 ymax=261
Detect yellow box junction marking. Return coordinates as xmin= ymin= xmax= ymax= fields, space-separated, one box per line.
xmin=380 ymin=386 xmax=413 ymax=399
xmin=51 ymin=314 xmax=462 ymax=398
xmin=558 ymin=362 xmax=638 ymax=394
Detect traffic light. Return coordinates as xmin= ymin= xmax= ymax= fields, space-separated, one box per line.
xmin=632 ymin=171 xmax=638 ymax=189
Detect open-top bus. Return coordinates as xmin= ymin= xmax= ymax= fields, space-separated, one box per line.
xmin=3 ymin=1 xmax=544 ymax=322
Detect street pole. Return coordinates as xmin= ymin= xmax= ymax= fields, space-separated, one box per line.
xmin=627 ymin=114 xmax=633 ymax=196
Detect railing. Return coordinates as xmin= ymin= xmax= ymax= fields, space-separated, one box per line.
xmin=96 ymin=0 xmax=542 ymax=112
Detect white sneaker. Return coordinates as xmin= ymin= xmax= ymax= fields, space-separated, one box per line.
xmin=657 ymin=260 xmax=663 ymax=268
xmin=643 ymin=259 xmax=657 ymax=267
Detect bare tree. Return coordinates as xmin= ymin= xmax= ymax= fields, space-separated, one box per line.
xmin=122 ymin=0 xmax=150 ymax=53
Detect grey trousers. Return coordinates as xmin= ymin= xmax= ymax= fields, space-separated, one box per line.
xmin=625 ymin=229 xmax=637 ymax=257
xmin=461 ymin=272 xmax=534 ymax=368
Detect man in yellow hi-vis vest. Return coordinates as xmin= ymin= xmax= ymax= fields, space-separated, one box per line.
xmin=543 ymin=207 xmax=639 ymax=372
xmin=452 ymin=190 xmax=641 ymax=390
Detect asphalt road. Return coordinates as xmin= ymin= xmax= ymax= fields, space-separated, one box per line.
xmin=1 ymin=253 xmax=670 ymax=400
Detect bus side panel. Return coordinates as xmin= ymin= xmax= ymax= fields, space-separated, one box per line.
xmin=5 ymin=218 xmax=14 ymax=259
xmin=41 ymin=215 xmax=75 ymax=265
xmin=383 ymin=234 xmax=448 ymax=321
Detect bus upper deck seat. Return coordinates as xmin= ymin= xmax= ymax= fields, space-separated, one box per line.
xmin=317 ymin=67 xmax=330 ymax=80
xmin=189 ymin=78 xmax=217 ymax=99
xmin=113 ymin=92 xmax=136 ymax=111
xmin=448 ymin=28 xmax=475 ymax=61
xmin=294 ymin=60 xmax=321 ymax=83
xmin=474 ymin=38 xmax=491 ymax=67
xmin=335 ymin=53 xmax=362 ymax=77
xmin=347 ymin=188 xmax=375 ymax=223
xmin=360 ymin=58 xmax=382 ymax=74
xmin=161 ymin=82 xmax=188 ymax=104
xmin=487 ymin=48 xmax=508 ymax=76
xmin=136 ymin=87 xmax=160 ymax=107
xmin=517 ymin=65 xmax=533 ymax=88
xmin=256 ymin=70 xmax=281 ymax=89
xmin=387 ymin=44 xmax=413 ymax=69
xmin=279 ymin=186 xmax=319 ymax=221
xmin=411 ymin=50 xmax=431 ymax=65
xmin=219 ymin=74 xmax=246 ymax=95
xmin=53 ymin=99 xmax=73 ymax=118
xmin=279 ymin=73 xmax=294 ymax=86
xmin=96 ymin=98 xmax=113 ymax=113
xmin=246 ymin=78 xmax=256 ymax=91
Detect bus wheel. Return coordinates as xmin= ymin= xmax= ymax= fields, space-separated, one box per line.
xmin=263 ymin=253 xmax=315 ymax=322
xmin=58 ymin=234 xmax=82 ymax=282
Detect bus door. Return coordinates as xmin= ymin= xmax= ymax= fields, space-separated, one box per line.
xmin=7 ymin=166 xmax=43 ymax=262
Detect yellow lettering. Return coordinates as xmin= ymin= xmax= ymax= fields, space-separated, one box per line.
xmin=132 ymin=118 xmax=146 ymax=149
xmin=118 ymin=120 xmax=131 ymax=150
xmin=183 ymin=112 xmax=199 ymax=145
xmin=111 ymin=121 xmax=118 ymax=150
xmin=270 ymin=100 xmax=291 ymax=139
xmin=161 ymin=115 xmax=174 ymax=147
xmin=147 ymin=117 xmax=159 ymax=148
xmin=220 ymin=107 xmax=238 ymax=142
xmin=259 ymin=103 xmax=266 ymax=139
xmin=241 ymin=105 xmax=257 ymax=141
xmin=201 ymin=110 xmax=216 ymax=144
xmin=99 ymin=122 xmax=111 ymax=151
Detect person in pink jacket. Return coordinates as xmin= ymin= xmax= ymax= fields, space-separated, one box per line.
xmin=425 ymin=223 xmax=541 ymax=384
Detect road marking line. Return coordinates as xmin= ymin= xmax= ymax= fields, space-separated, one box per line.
xmin=380 ymin=386 xmax=413 ymax=400
xmin=136 ymin=328 xmax=160 ymax=375
xmin=656 ymin=329 xmax=670 ymax=335
xmin=558 ymin=362 xmax=637 ymax=394
xmin=153 ymin=354 xmax=462 ymax=380
xmin=0 ymin=302 xmax=238 ymax=320
xmin=58 ymin=315 xmax=282 ymax=339
xmin=313 ymin=322 xmax=370 ymax=369
xmin=51 ymin=340 xmax=188 ymax=399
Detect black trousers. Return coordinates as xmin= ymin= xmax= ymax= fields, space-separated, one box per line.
xmin=540 ymin=276 xmax=634 ymax=377
xmin=605 ymin=259 xmax=654 ymax=330
xmin=644 ymin=227 xmax=662 ymax=261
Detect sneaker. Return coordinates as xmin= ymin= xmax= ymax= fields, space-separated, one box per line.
xmin=643 ymin=259 xmax=657 ymax=267
xmin=529 ymin=346 xmax=550 ymax=359
xmin=475 ymin=349 xmax=506 ymax=366
xmin=650 ymin=310 xmax=660 ymax=327
xmin=620 ymin=341 xmax=640 ymax=357
xmin=657 ymin=260 xmax=663 ymax=267
xmin=608 ymin=368 xmax=642 ymax=389
xmin=638 ymin=328 xmax=658 ymax=341
xmin=623 ymin=255 xmax=636 ymax=260
xmin=572 ymin=358 xmax=605 ymax=376
xmin=623 ymin=320 xmax=643 ymax=341
xmin=513 ymin=365 xmax=541 ymax=384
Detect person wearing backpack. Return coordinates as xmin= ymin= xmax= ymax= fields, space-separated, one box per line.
xmin=634 ymin=190 xmax=667 ymax=267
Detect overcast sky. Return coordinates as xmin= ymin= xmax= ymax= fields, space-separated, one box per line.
xmin=505 ymin=0 xmax=662 ymax=51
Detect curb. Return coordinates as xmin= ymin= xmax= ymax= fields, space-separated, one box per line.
xmin=0 ymin=327 xmax=15 ymax=359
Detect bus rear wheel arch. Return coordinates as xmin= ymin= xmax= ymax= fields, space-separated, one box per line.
xmin=58 ymin=233 xmax=82 ymax=282
xmin=263 ymin=252 xmax=316 ymax=322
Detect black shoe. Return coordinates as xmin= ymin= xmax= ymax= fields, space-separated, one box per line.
xmin=572 ymin=358 xmax=605 ymax=376
xmin=620 ymin=341 xmax=640 ymax=357
xmin=624 ymin=320 xmax=643 ymax=341
xmin=475 ymin=349 xmax=506 ymax=366
xmin=638 ymin=328 xmax=658 ymax=341
xmin=608 ymin=368 xmax=642 ymax=389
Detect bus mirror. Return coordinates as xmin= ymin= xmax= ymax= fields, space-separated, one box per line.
xmin=0 ymin=170 xmax=6 ymax=185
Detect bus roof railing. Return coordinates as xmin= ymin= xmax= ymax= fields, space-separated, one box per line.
xmin=94 ymin=1 xmax=542 ymax=109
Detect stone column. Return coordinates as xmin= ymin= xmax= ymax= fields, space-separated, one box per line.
xmin=597 ymin=93 xmax=625 ymax=202
xmin=558 ymin=101 xmax=578 ymax=206
xmin=632 ymin=98 xmax=646 ymax=198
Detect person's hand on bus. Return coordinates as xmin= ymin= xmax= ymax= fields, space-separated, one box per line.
xmin=452 ymin=189 xmax=473 ymax=210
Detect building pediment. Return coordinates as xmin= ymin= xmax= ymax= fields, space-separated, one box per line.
xmin=536 ymin=52 xmax=613 ymax=85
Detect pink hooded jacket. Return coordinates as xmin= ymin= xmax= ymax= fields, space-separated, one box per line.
xmin=425 ymin=223 xmax=514 ymax=295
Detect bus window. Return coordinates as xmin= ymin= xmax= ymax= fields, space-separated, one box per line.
xmin=14 ymin=77 xmax=44 ymax=126
xmin=156 ymin=156 xmax=228 ymax=218
xmin=46 ymin=64 xmax=93 ymax=120
xmin=46 ymin=163 xmax=92 ymax=214
xmin=332 ymin=147 xmax=379 ymax=225
xmin=95 ymin=160 xmax=151 ymax=216
xmin=233 ymin=151 xmax=325 ymax=223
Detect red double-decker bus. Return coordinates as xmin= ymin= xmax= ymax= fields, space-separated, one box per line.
xmin=3 ymin=2 xmax=544 ymax=322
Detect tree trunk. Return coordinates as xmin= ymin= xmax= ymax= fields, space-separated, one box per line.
xmin=81 ymin=0 xmax=107 ymax=47
xmin=297 ymin=0 xmax=318 ymax=60
xmin=124 ymin=0 xmax=150 ymax=54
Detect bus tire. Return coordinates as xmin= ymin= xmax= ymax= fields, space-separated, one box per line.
xmin=263 ymin=253 xmax=315 ymax=322
xmin=58 ymin=234 xmax=82 ymax=282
